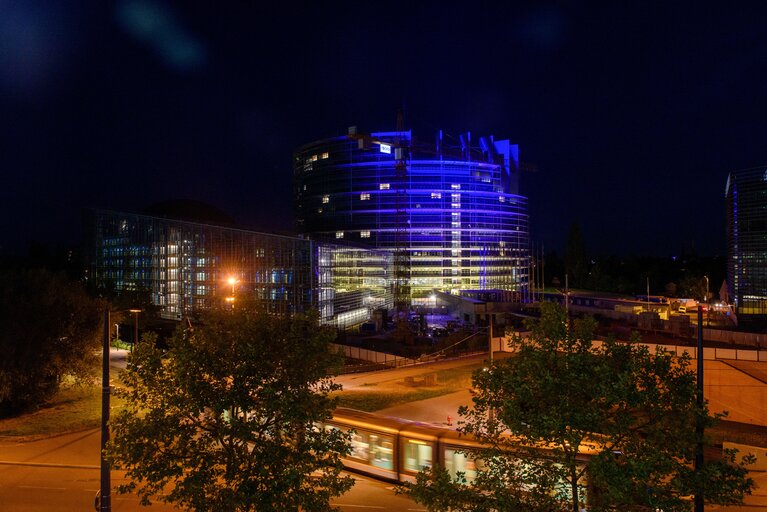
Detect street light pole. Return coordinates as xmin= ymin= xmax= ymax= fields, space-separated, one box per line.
xmin=695 ymin=306 xmax=704 ymax=512
xmin=100 ymin=306 xmax=111 ymax=512
xmin=704 ymin=275 xmax=710 ymax=327
xmin=488 ymin=311 xmax=493 ymax=366
xmin=131 ymin=309 xmax=141 ymax=346
xmin=99 ymin=307 xmax=141 ymax=511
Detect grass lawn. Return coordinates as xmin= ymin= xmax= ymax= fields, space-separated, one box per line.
xmin=335 ymin=363 xmax=478 ymax=412
xmin=0 ymin=378 xmax=126 ymax=440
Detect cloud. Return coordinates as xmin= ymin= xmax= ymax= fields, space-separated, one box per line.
xmin=115 ymin=0 xmax=207 ymax=71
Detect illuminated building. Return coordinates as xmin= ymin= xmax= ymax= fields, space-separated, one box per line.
xmin=726 ymin=167 xmax=767 ymax=317
xmin=87 ymin=208 xmax=391 ymax=327
xmin=294 ymin=128 xmax=529 ymax=302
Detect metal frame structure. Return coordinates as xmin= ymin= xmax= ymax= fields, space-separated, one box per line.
xmin=87 ymin=209 xmax=392 ymax=326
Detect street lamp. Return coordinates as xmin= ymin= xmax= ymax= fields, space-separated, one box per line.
xmin=703 ymin=275 xmax=709 ymax=303
xmin=129 ymin=308 xmax=141 ymax=346
xmin=225 ymin=276 xmax=239 ymax=307
xmin=100 ymin=307 xmax=141 ymax=512
xmin=704 ymin=275 xmax=710 ymax=327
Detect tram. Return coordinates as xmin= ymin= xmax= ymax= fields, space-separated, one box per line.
xmin=324 ymin=408 xmax=541 ymax=484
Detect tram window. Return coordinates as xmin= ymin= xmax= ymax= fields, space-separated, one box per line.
xmin=444 ymin=448 xmax=480 ymax=483
xmin=332 ymin=426 xmax=394 ymax=470
xmin=350 ymin=432 xmax=369 ymax=461
xmin=404 ymin=440 xmax=432 ymax=472
xmin=368 ymin=434 xmax=394 ymax=470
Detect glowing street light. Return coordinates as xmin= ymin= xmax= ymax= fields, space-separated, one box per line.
xmin=227 ymin=276 xmax=238 ymax=295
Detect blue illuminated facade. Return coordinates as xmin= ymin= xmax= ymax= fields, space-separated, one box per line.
xmin=294 ymin=129 xmax=529 ymax=299
xmin=726 ymin=167 xmax=767 ymax=318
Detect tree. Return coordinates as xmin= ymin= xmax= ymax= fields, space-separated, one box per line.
xmin=679 ymin=275 xmax=708 ymax=301
xmin=404 ymin=303 xmax=754 ymax=512
xmin=0 ymin=268 xmax=101 ymax=416
xmin=107 ymin=304 xmax=354 ymax=512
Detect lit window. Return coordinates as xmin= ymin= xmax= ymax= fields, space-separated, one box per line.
xmin=360 ymin=193 xmax=370 ymax=200
xmin=311 ymin=154 xmax=318 ymax=162
xmin=380 ymin=183 xmax=390 ymax=190
xmin=322 ymin=194 xmax=330 ymax=204
xmin=321 ymin=152 xmax=329 ymax=159
xmin=361 ymin=230 xmax=370 ymax=238
xmin=498 ymin=196 xmax=505 ymax=202
xmin=336 ymin=231 xmax=344 ymax=239
xmin=451 ymin=184 xmax=461 ymax=190
xmin=431 ymin=192 xmax=441 ymax=199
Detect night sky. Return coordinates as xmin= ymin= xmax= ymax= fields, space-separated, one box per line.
xmin=3 ymin=1 xmax=767 ymax=258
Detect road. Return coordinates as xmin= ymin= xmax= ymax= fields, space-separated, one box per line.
xmin=4 ymin=350 xmax=766 ymax=511
xmin=0 ymin=429 xmax=423 ymax=511
xmin=334 ymin=351 xmax=506 ymax=391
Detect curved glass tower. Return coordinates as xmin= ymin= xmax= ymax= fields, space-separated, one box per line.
xmin=294 ymin=129 xmax=529 ymax=299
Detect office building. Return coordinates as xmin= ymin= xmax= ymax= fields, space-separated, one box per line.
xmin=87 ymin=207 xmax=391 ymax=327
xmin=726 ymin=167 xmax=767 ymax=318
xmin=294 ymin=128 xmax=529 ymax=302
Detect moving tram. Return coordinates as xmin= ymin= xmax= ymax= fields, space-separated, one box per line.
xmin=324 ymin=408 xmax=490 ymax=483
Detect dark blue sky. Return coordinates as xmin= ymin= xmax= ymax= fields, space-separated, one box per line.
xmin=2 ymin=1 xmax=767 ymax=257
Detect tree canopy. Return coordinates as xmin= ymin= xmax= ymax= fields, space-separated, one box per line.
xmin=405 ymin=303 xmax=754 ymax=512
xmin=107 ymin=305 xmax=353 ymax=511
xmin=0 ymin=268 xmax=101 ymax=416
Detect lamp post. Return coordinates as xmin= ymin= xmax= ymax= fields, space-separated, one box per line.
xmin=100 ymin=307 xmax=110 ymax=512
xmin=226 ymin=276 xmax=239 ymax=307
xmin=130 ymin=308 xmax=141 ymax=346
xmin=695 ymin=306 xmax=704 ymax=512
xmin=100 ymin=307 xmax=141 ymax=512
xmin=704 ymin=275 xmax=710 ymax=326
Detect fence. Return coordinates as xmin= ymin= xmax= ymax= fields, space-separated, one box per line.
xmin=332 ymin=343 xmax=416 ymax=369
xmin=496 ymin=334 xmax=767 ymax=362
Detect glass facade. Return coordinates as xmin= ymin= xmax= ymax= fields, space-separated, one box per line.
xmin=88 ymin=209 xmax=391 ymax=325
xmin=726 ymin=167 xmax=767 ymax=317
xmin=294 ymin=131 xmax=529 ymax=299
